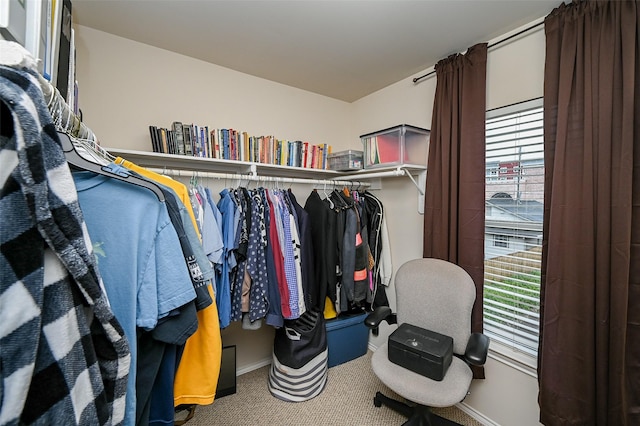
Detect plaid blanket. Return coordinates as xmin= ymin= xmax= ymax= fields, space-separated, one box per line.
xmin=0 ymin=65 xmax=130 ymax=425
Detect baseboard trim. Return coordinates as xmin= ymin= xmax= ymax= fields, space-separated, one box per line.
xmin=456 ymin=402 xmax=502 ymax=426
xmin=236 ymin=356 xmax=272 ymax=376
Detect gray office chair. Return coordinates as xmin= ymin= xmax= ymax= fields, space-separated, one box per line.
xmin=365 ymin=258 xmax=490 ymax=426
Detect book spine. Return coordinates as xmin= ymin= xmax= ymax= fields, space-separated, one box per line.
xmin=302 ymin=142 xmax=309 ymax=168
xmin=311 ymin=144 xmax=317 ymax=169
xmin=167 ymin=129 xmax=175 ymax=154
xmin=149 ymin=125 xmax=159 ymax=152
xmin=215 ymin=129 xmax=221 ymax=159
xmin=182 ymin=124 xmax=193 ymax=156
xmin=172 ymin=122 xmax=185 ymax=155
xmin=323 ymin=144 xmax=330 ymax=169
xmin=228 ymin=129 xmax=233 ymax=160
xmin=160 ymin=128 xmax=168 ymax=154
xmin=223 ymin=129 xmax=230 ymax=160
xmin=200 ymin=126 xmax=206 ymax=157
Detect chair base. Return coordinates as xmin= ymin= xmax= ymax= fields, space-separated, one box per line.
xmin=373 ymin=392 xmax=462 ymax=426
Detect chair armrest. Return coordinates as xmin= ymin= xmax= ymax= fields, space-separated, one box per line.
xmin=464 ymin=332 xmax=490 ymax=366
xmin=364 ymin=307 xmax=396 ymax=336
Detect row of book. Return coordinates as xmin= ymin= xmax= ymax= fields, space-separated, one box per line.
xmin=149 ymin=122 xmax=333 ymax=169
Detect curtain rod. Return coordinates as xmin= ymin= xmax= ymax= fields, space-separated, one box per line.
xmin=412 ymin=20 xmax=545 ymax=84
xmin=145 ymin=167 xmax=371 ymax=189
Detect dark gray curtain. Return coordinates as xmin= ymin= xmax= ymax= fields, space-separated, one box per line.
xmin=423 ymin=43 xmax=487 ymax=378
xmin=539 ymin=1 xmax=640 ymax=424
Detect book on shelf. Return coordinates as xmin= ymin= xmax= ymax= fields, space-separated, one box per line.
xmin=242 ymin=132 xmax=249 ymax=162
xmin=205 ymin=126 xmax=211 ymax=159
xmin=182 ymin=124 xmax=192 ymax=156
xmin=172 ymin=122 xmax=185 ymax=155
xmin=190 ymin=125 xmax=198 ymax=157
xmin=210 ymin=129 xmax=217 ymax=159
xmin=147 ymin=122 xmax=332 ymax=169
xmin=160 ymin=127 xmax=169 ymax=154
xmin=149 ymin=126 xmax=159 ymax=153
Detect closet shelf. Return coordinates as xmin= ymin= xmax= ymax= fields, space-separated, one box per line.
xmin=105 ymin=148 xmax=426 ymax=181
xmin=106 ymin=148 xmax=342 ymax=179
xmin=339 ymin=164 xmax=427 ymax=179
xmin=106 ymin=148 xmax=427 ymax=212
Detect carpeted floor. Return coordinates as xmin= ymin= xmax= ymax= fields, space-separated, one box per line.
xmin=182 ymin=351 xmax=485 ymax=426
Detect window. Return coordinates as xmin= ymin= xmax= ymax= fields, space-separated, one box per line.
xmin=493 ymin=234 xmax=509 ymax=248
xmin=484 ymin=98 xmax=543 ymax=359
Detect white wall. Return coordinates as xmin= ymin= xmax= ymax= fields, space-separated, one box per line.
xmin=73 ymin=24 xmax=358 ymax=375
xmin=73 ymin=26 xmax=352 ymax=153
xmin=74 ymin=19 xmax=546 ymax=426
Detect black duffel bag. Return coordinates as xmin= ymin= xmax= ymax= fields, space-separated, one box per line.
xmin=268 ymin=308 xmax=328 ymax=402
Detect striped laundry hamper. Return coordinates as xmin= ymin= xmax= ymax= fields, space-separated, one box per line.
xmin=268 ymin=308 xmax=328 ymax=402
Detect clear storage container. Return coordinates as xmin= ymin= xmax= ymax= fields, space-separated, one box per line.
xmin=327 ymin=149 xmax=364 ymax=171
xmin=361 ymin=124 xmax=430 ymax=169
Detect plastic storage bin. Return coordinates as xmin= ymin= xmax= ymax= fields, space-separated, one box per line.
xmin=327 ymin=149 xmax=364 ymax=171
xmin=325 ymin=313 xmax=369 ymax=367
xmin=361 ymin=124 xmax=430 ymax=169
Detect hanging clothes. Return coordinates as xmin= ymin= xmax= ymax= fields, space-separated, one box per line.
xmin=0 ymin=64 xmax=130 ymax=426
xmin=229 ymin=188 xmax=250 ymax=324
xmin=72 ymin=168 xmax=197 ymax=426
xmin=353 ymin=204 xmax=370 ymax=306
xmin=265 ymin=189 xmax=291 ymax=322
xmin=287 ymin=189 xmax=318 ymax=310
xmin=135 ymin=183 xmax=202 ymax=426
xmin=261 ymin=188 xmax=285 ymax=327
xmin=362 ymin=191 xmax=391 ymax=308
xmin=245 ymin=189 xmax=269 ymax=323
xmin=269 ymin=190 xmax=302 ymax=319
xmin=215 ymin=188 xmax=237 ymax=328
xmin=114 ymin=161 xmax=223 ymax=420
xmin=304 ymin=190 xmax=339 ymax=317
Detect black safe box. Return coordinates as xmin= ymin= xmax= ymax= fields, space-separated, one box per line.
xmin=388 ymin=323 xmax=453 ymax=381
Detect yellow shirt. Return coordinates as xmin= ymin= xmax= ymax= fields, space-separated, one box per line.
xmin=174 ymin=285 xmax=222 ymax=406
xmin=115 ymin=157 xmax=199 ymax=237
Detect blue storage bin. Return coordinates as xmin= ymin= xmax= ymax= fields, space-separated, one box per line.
xmin=325 ymin=313 xmax=369 ymax=367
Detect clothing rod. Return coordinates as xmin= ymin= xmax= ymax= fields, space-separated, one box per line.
xmin=329 ymin=167 xmax=425 ymax=195
xmin=412 ymin=20 xmax=545 ymax=84
xmin=145 ymin=167 xmax=371 ymax=188
xmin=0 ymin=41 xmax=97 ymax=142
xmin=37 ymin=72 xmax=98 ymax=143
xmin=335 ymin=167 xmax=406 ymax=180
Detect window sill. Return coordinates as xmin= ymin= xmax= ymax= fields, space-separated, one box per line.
xmin=487 ymin=340 xmax=538 ymax=378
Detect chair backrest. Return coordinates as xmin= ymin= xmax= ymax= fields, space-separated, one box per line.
xmin=394 ymin=258 xmax=476 ymax=355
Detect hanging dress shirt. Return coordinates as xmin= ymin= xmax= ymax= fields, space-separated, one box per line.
xmin=216 ymin=188 xmax=237 ymax=328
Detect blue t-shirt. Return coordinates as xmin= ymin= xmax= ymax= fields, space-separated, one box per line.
xmin=73 ymin=171 xmax=196 ymax=426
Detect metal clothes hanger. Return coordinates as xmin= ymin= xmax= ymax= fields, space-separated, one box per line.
xmin=59 ymin=131 xmax=165 ymax=202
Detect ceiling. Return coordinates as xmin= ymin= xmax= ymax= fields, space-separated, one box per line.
xmin=73 ymin=0 xmax=561 ymax=103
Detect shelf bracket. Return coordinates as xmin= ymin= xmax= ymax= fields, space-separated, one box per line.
xmin=417 ymin=170 xmax=426 ymax=215
xmin=400 ymin=167 xmax=424 ymax=195
xmin=399 ymin=167 xmax=426 ymax=215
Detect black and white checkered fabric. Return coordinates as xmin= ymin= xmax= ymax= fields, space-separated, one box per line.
xmin=0 ymin=65 xmax=130 ymax=425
